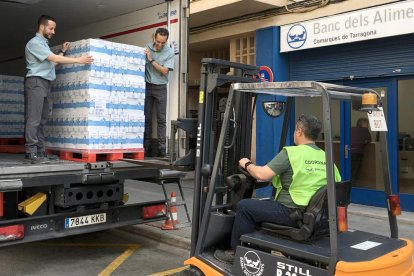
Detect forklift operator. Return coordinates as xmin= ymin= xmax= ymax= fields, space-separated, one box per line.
xmin=214 ymin=114 xmax=341 ymax=264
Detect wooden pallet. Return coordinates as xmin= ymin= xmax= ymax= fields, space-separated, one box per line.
xmin=0 ymin=137 xmax=25 ymax=153
xmin=46 ymin=148 xmax=144 ymax=163
xmin=0 ymin=137 xmax=24 ymax=145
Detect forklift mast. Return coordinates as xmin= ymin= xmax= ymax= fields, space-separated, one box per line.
xmin=190 ymin=59 xmax=259 ymax=255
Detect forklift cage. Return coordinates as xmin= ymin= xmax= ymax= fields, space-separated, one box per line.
xmin=197 ymin=80 xmax=397 ymax=275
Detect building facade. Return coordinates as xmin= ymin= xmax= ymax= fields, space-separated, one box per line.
xmin=189 ymin=0 xmax=414 ymax=211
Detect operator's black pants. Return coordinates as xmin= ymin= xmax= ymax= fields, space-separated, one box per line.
xmin=24 ymin=76 xmax=52 ymax=154
xmin=231 ymin=199 xmax=297 ymax=249
xmin=144 ymin=82 xmax=167 ymax=153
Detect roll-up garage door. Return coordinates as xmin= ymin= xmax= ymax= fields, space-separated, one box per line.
xmin=289 ymin=33 xmax=414 ymax=81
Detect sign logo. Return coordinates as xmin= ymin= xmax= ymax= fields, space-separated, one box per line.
xmin=240 ymin=251 xmax=265 ymax=276
xmin=287 ymin=24 xmax=307 ymax=49
xmin=257 ymin=66 xmax=274 ymax=82
xmin=30 ymin=223 xmax=48 ymax=231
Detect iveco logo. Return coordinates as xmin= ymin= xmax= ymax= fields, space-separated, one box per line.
xmin=287 ymin=24 xmax=307 ymax=49
xmin=31 ymin=224 xmax=48 ymax=231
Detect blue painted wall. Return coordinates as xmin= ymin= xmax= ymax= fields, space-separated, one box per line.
xmin=256 ymin=26 xmax=290 ymax=166
xmin=255 ymin=27 xmax=290 ymax=197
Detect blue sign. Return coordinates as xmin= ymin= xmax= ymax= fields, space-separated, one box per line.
xmin=287 ymin=24 xmax=307 ymax=49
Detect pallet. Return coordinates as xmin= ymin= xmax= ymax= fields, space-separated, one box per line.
xmin=46 ymin=148 xmax=144 ymax=163
xmin=0 ymin=137 xmax=24 ymax=146
xmin=0 ymin=145 xmax=25 ymax=153
xmin=0 ymin=138 xmax=25 ymax=153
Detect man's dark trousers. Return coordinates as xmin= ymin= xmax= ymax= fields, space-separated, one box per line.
xmin=230 ymin=199 xmax=297 ymax=249
xmin=24 ymin=77 xmax=51 ymax=154
xmin=144 ymin=82 xmax=167 ymax=155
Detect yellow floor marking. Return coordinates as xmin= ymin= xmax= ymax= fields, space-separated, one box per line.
xmin=147 ymin=265 xmax=189 ymax=276
xmin=35 ymin=242 xmax=140 ymax=275
xmin=98 ymin=244 xmax=140 ymax=276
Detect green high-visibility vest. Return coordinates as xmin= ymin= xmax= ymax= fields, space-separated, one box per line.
xmin=272 ymin=144 xmax=342 ymax=206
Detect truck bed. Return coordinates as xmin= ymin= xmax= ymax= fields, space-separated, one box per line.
xmin=0 ymin=153 xmax=158 ymax=179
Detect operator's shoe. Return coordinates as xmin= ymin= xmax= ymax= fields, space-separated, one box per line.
xmin=214 ymin=249 xmax=235 ymax=264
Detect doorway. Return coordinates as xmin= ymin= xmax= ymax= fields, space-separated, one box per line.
xmin=342 ymin=79 xmax=414 ymax=211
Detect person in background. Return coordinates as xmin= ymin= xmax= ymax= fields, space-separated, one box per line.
xmin=25 ymin=14 xmax=93 ymax=163
xmin=143 ymin=27 xmax=175 ymax=158
xmin=214 ymin=115 xmax=341 ymax=263
xmin=351 ymin=117 xmax=371 ymax=180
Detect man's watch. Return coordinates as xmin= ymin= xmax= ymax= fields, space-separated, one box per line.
xmin=150 ymin=59 xmax=155 ymax=63
xmin=244 ymin=161 xmax=253 ymax=170
xmin=59 ymin=50 xmax=66 ymax=55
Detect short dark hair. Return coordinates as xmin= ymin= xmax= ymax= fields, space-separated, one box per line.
xmin=37 ymin=15 xmax=56 ymax=30
xmin=356 ymin=117 xmax=369 ymax=127
xmin=155 ymin=28 xmax=169 ymax=39
xmin=296 ymin=114 xmax=322 ymax=141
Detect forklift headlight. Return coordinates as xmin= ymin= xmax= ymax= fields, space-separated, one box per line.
xmin=262 ymin=101 xmax=285 ymax=118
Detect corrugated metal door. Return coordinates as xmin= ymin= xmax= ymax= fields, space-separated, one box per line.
xmin=289 ymin=34 xmax=414 ymax=81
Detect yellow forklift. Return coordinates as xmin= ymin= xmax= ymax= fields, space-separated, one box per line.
xmin=183 ymin=59 xmax=414 ymax=275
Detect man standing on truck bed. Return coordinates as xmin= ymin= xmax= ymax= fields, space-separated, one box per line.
xmin=143 ymin=27 xmax=175 ymax=158
xmin=24 ymin=15 xmax=93 ymax=163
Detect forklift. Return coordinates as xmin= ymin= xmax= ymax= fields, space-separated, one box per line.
xmin=183 ymin=59 xmax=414 ymax=275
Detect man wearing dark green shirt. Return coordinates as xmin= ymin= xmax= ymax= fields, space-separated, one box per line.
xmin=214 ymin=115 xmax=341 ymax=263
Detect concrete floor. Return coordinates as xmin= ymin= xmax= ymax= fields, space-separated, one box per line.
xmin=0 ymin=228 xmax=189 ymax=276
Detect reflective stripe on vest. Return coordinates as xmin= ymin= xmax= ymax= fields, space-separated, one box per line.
xmin=272 ymin=145 xmax=341 ymax=206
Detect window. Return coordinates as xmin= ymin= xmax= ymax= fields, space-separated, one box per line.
xmin=230 ymin=34 xmax=255 ymax=65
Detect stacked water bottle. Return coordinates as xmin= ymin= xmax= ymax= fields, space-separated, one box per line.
xmin=0 ymin=75 xmax=25 ymax=138
xmin=45 ymin=39 xmax=146 ymax=152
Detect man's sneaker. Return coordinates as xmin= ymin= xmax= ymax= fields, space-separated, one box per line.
xmin=158 ymin=150 xmax=166 ymax=158
xmin=38 ymin=151 xmax=59 ymax=161
xmin=144 ymin=147 xmax=153 ymax=158
xmin=214 ymin=249 xmax=235 ymax=264
xmin=24 ymin=153 xmax=42 ymax=164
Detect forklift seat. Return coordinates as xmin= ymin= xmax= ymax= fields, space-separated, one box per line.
xmin=259 ymin=180 xmax=351 ymax=241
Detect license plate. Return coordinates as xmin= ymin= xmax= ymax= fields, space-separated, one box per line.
xmin=65 ymin=213 xmax=106 ymax=229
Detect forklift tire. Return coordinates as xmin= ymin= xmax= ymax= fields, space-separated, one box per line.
xmin=182 ymin=266 xmax=204 ymax=276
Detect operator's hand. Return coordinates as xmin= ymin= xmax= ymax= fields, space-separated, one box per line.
xmin=239 ymin=158 xmax=250 ymax=169
xmin=77 ymin=55 xmax=94 ymax=64
xmin=62 ymin=41 xmax=70 ymax=52
xmin=144 ymin=48 xmax=152 ymax=62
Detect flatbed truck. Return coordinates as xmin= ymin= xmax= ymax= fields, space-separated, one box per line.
xmin=0 ymin=154 xmax=173 ymax=246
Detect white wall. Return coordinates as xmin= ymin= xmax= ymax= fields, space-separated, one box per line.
xmin=190 ymin=0 xmax=398 ymax=45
